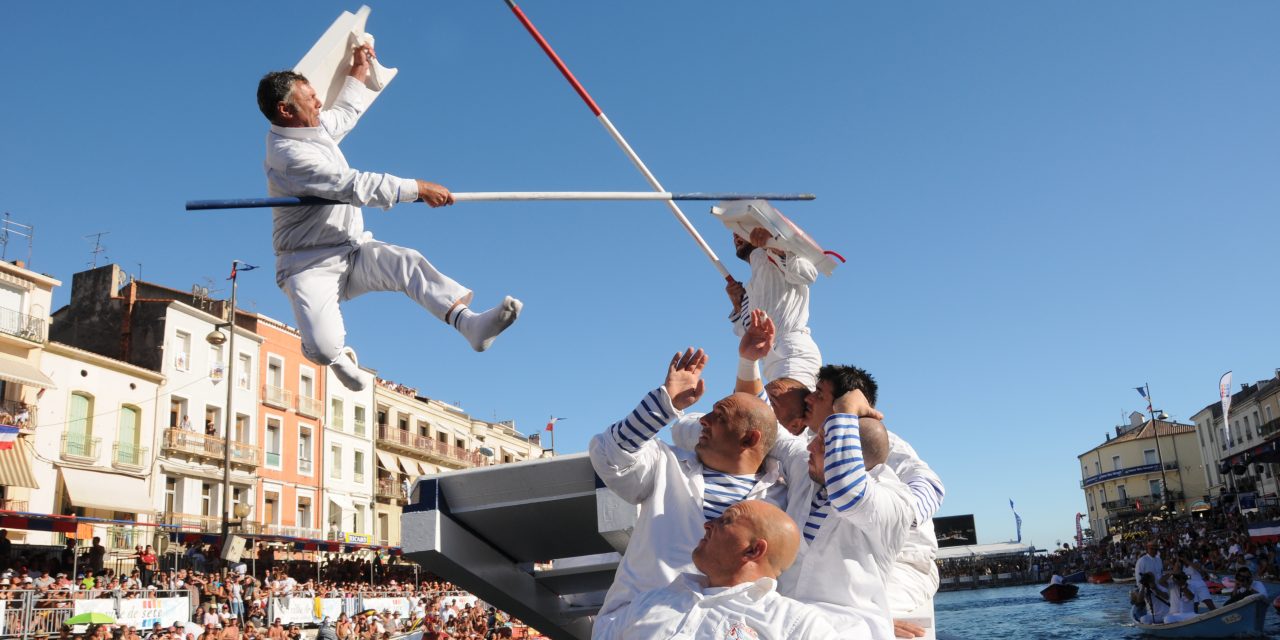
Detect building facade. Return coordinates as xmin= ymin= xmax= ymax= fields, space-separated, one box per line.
xmin=1078 ymin=412 xmax=1208 ymax=538
xmin=0 ymin=260 xmax=60 ymax=530
xmin=325 ymin=365 xmax=376 ymax=541
xmin=30 ymin=342 xmax=164 ymax=549
xmin=1191 ymin=372 xmax=1280 ymax=506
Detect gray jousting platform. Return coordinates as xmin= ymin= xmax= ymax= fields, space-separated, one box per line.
xmin=400 ymin=453 xmax=636 ymax=640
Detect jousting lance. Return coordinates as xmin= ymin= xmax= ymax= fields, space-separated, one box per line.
xmin=185 ymin=192 xmax=816 ymax=211
xmin=502 ymin=0 xmax=740 ymax=282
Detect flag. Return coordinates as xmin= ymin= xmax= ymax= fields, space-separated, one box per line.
xmin=1074 ymin=513 xmax=1085 ymax=548
xmin=545 ymin=417 xmax=564 ymax=432
xmin=227 ymin=262 xmax=258 ymax=280
xmin=1135 ymin=385 xmax=1153 ymax=413
xmin=1220 ymin=371 xmax=1233 ymax=444
xmin=1009 ymin=499 xmax=1022 ymax=543
xmin=0 ymin=425 xmax=18 ymax=450
xmin=1135 ymin=499 xmax=1142 ymax=512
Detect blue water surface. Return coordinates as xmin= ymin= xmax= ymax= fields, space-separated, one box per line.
xmin=936 ymin=583 xmax=1280 ymax=640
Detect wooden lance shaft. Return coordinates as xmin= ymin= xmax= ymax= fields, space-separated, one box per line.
xmin=185 ymin=192 xmax=816 ymax=211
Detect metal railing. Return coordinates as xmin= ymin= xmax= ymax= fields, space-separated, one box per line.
xmin=112 ymin=441 xmax=148 ymax=468
xmin=375 ymin=478 xmax=404 ymax=501
xmin=0 ymin=306 xmax=46 ymax=343
xmin=296 ymin=394 xmax=323 ymax=418
xmin=331 ymin=407 xmax=344 ymax=431
xmin=263 ymin=384 xmax=291 ymax=410
xmin=1 ymin=499 xmax=27 ymax=512
xmin=157 ymin=511 xmax=261 ymax=534
xmin=60 ymin=432 xmax=99 ymax=461
xmin=263 ymin=524 xmax=322 ymax=539
xmin=354 ymin=418 xmax=367 ymax=436
xmin=377 ymin=425 xmax=488 ymax=467
xmin=266 ymin=451 xmax=281 ymax=467
xmin=299 ymin=457 xmax=313 ymax=475
xmin=162 ymin=428 xmax=260 ymax=466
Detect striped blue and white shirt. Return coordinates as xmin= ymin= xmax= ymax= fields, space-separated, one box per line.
xmin=702 ymin=470 xmax=761 ymax=520
xmin=606 ymin=388 xmax=675 ymax=453
xmin=803 ymin=487 xmax=830 ymax=542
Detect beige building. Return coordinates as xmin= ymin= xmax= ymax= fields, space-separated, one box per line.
xmin=0 ymin=260 xmax=61 ymax=531
xmin=372 ymin=377 xmax=545 ymax=546
xmin=1191 ymin=371 xmax=1280 ymax=505
xmin=1078 ymin=412 xmax=1209 ymax=538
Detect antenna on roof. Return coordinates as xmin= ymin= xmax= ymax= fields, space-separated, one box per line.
xmin=0 ymin=214 xmax=34 ymax=266
xmin=84 ymin=231 xmax=109 ymax=268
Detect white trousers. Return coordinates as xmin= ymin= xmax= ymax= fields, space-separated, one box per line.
xmin=277 ymin=240 xmax=471 ymax=366
xmin=887 ymin=559 xmax=940 ymax=616
xmin=764 ymin=329 xmax=822 ymax=389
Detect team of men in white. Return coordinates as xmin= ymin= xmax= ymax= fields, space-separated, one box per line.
xmin=259 ymin=42 xmax=944 ymax=640
xmin=258 ymin=44 xmax=520 ymax=393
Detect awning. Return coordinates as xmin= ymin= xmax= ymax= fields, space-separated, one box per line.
xmin=374 ymin=450 xmax=398 ymax=472
xmin=0 ymin=445 xmax=37 ymax=489
xmin=0 ymin=358 xmax=55 ymax=390
xmin=395 ymin=455 xmax=415 ymax=476
xmin=61 ymin=468 xmax=152 ymax=513
xmin=328 ymin=492 xmax=355 ymax=513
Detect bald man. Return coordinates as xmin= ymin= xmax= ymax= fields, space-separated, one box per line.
xmin=787 ymin=364 xmax=915 ymax=640
xmin=597 ymin=500 xmax=837 ymax=640
xmin=589 ymin=348 xmax=789 ymax=637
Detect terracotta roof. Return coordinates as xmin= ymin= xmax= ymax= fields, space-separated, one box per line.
xmin=1110 ymin=420 xmax=1195 ymax=444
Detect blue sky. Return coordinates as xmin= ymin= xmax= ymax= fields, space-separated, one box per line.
xmin=6 ymin=1 xmax=1280 ymax=548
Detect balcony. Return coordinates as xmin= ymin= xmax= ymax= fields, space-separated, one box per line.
xmin=162 ymin=428 xmax=261 ymax=468
xmin=1 ymin=499 xmax=28 ymax=512
xmin=0 ymin=306 xmax=46 ymax=343
xmin=298 ymin=457 xmax=313 ymax=475
xmin=263 ymin=385 xmax=291 ymax=410
xmin=60 ymin=433 xmax=99 ymax=463
xmin=265 ymin=451 xmax=281 ymax=468
xmin=1102 ymin=490 xmax=1186 ymax=511
xmin=375 ymin=477 xmax=405 ymax=502
xmin=263 ymin=524 xmax=322 ymax=539
xmin=112 ymin=441 xmax=148 ymax=471
xmin=0 ymin=400 xmax=35 ymax=431
xmin=1080 ymin=461 xmax=1179 ymax=488
xmin=158 ymin=511 xmax=261 ymax=534
xmin=354 ymin=419 xmax=367 ymax=437
xmin=376 ymin=425 xmax=488 ymax=468
xmin=296 ymin=395 xmax=323 ymax=419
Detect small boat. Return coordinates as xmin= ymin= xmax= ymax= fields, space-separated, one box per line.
xmin=1040 ymin=583 xmax=1079 ymax=602
xmin=1273 ymin=594 xmax=1280 ymax=614
xmin=1087 ymin=571 xmax=1113 ymax=584
xmin=1063 ymin=571 xmax=1086 ymax=584
xmin=1133 ymin=593 xmax=1267 ymax=638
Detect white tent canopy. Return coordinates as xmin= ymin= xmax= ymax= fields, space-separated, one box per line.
xmin=937 ymin=542 xmax=1036 ymax=561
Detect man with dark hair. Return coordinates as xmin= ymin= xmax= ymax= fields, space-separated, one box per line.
xmin=257 ymin=43 xmax=520 ymax=393
xmin=785 ymin=366 xmax=914 ymax=640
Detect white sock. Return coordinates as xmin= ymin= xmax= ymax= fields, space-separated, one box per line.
xmin=452 ymin=296 xmax=522 ymax=352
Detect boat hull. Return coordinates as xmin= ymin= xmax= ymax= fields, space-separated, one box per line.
xmin=1040 ymin=583 xmax=1079 ymax=602
xmin=1133 ymin=593 xmax=1268 ymax=638
xmin=1063 ymin=571 xmax=1086 ymax=584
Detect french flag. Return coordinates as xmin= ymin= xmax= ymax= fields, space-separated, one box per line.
xmin=0 ymin=425 xmax=18 ymax=451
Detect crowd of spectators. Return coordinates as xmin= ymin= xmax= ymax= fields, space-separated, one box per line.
xmin=0 ymin=533 xmax=539 ymax=640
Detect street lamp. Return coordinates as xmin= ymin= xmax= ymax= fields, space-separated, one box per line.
xmin=206 ymin=260 xmax=244 ymax=564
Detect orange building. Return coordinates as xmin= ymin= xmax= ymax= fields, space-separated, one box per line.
xmin=247 ymin=314 xmax=325 ymax=539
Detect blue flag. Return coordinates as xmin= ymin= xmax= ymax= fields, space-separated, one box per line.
xmin=228 ymin=262 xmax=259 ymax=280
xmin=1009 ymin=499 xmax=1022 ymax=543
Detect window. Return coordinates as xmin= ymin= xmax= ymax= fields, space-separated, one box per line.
xmin=67 ymin=392 xmax=94 ymax=456
xmin=237 ymin=353 xmax=252 ymax=390
xmin=174 ymin=331 xmax=191 ymax=370
xmin=298 ymin=427 xmax=313 ymax=475
xmin=455 ymin=438 xmax=466 ymax=450
xmin=354 ymin=405 xmax=367 ymax=436
xmin=1143 ymin=449 xmax=1157 ymax=466
xmin=398 ymin=415 xmax=409 ymax=432
xmin=418 ymin=421 xmax=429 ymax=438
xmin=297 ymin=497 xmax=312 ymax=529
xmin=267 ymin=357 xmax=284 ymax=388
xmin=117 ymin=405 xmax=142 ymax=465
xmin=1199 ymin=426 xmax=1204 ymax=447
xmin=1149 ymin=479 xmax=1162 ymax=497
xmin=1111 ymin=455 xmax=1121 ymax=471
xmin=331 ymin=445 xmax=342 ymax=479
xmin=300 ymin=370 xmax=315 ymax=399
xmin=209 ymin=343 xmax=224 ymax=381
xmin=354 ymin=451 xmax=365 ymax=483
xmin=354 ymin=505 xmax=365 ymax=533
xmin=331 ymin=398 xmax=344 ymax=431
xmin=234 ymin=414 xmax=250 ymax=443
xmin=201 ymin=483 xmax=213 ymax=516
xmin=264 ymin=492 xmax=279 ymax=525
xmin=165 ymin=477 xmax=177 ymax=513
xmin=169 ymin=396 xmax=188 ymax=429
xmin=1094 ymin=461 xmax=1100 ymax=475
xmin=437 ymin=433 xmax=448 ymax=445
xmin=233 ymin=488 xmax=247 ymax=516
xmin=1117 ymin=485 xmax=1127 ymax=501
xmin=205 ymin=405 xmax=222 ymax=437
xmin=266 ymin=421 xmax=282 ymax=468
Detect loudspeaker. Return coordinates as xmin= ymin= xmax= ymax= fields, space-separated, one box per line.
xmin=221 ymin=534 xmax=247 ymax=562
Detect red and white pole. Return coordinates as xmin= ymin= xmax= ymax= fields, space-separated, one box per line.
xmin=503 ymin=0 xmax=734 ymax=281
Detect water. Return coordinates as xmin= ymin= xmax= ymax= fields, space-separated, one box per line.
xmin=936 ymin=583 xmax=1280 ymax=640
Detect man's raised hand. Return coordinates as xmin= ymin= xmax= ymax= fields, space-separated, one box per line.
xmin=738 ymin=309 xmax=775 ymax=362
xmin=725 ymin=279 xmax=746 ymax=315
xmin=833 ymin=389 xmax=884 ymax=421
xmin=664 ymin=348 xmax=708 ymax=411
